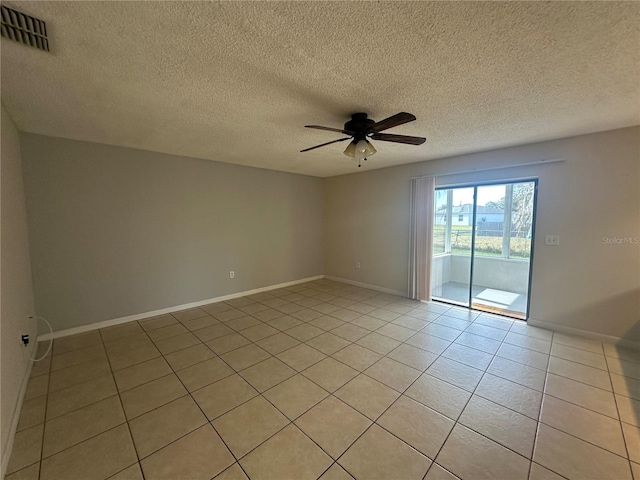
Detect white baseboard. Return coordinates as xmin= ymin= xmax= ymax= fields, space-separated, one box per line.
xmin=528 ymin=318 xmax=640 ymax=350
xmin=1 ymin=354 xmax=34 ymax=478
xmin=323 ymin=276 xmax=406 ymax=297
xmin=38 ymin=275 xmax=324 ymax=341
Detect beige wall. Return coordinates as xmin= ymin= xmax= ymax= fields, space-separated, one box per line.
xmin=1 ymin=107 xmax=37 ymax=473
xmin=20 ymin=134 xmax=324 ymax=331
xmin=324 ymin=127 xmax=640 ymax=342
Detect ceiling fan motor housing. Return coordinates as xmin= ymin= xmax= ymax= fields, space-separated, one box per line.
xmin=344 ymin=113 xmax=375 ymax=140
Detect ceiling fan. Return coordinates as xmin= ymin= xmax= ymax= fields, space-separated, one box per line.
xmin=301 ymin=112 xmax=426 ymax=167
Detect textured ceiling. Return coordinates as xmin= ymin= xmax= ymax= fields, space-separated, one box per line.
xmin=1 ymin=1 xmax=639 ymax=177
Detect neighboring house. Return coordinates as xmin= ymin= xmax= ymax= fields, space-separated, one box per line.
xmin=436 ymin=204 xmax=505 ymax=226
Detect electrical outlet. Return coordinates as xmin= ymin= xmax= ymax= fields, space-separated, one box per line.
xmin=356 ymin=262 xmax=361 ymax=269
xmin=229 ymin=271 xmax=235 ymax=279
xmin=545 ymin=235 xmax=560 ymax=246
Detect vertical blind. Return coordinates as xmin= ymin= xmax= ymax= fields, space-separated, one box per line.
xmin=408 ymin=176 xmax=435 ymax=301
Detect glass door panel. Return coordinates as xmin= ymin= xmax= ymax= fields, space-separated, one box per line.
xmin=470 ymin=181 xmax=535 ymax=319
xmin=431 ymin=186 xmax=475 ymax=307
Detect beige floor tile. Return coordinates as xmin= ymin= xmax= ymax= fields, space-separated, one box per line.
xmin=221 ymin=344 xmax=271 ymax=371
xmin=212 ymin=396 xmax=289 ymax=458
xmin=496 ymin=342 xmax=549 ymax=370
xmin=306 ymin=332 xmax=351 ymax=355
xmin=391 ymin=315 xmax=429 ymax=331
xmin=295 ymin=396 xmax=371 ymax=459
xmin=504 ymin=332 xmax=551 ymax=355
xmin=464 ymin=323 xmax=507 ymax=342
xmin=214 ymin=308 xmax=247 ymax=322
xmin=6 ymin=424 xmax=43 ymax=475
xmin=51 ymin=344 xmax=108 ymax=372
xmin=455 ymin=332 xmax=501 ymax=354
xmin=43 ymin=395 xmax=125 ymax=458
xmin=164 ymin=343 xmax=215 ymax=371
xmin=207 ymin=333 xmax=252 ymax=355
xmin=214 ymin=463 xmax=249 ymax=480
xmin=113 ymin=357 xmax=172 ymax=392
xmin=263 ymin=374 xmax=329 ymax=420
xmin=335 ymin=374 xmax=400 ymax=420
xmin=192 ymin=374 xmax=258 ymax=420
xmin=437 ymin=424 xmax=530 ymax=480
xmin=255 ymin=332 xmax=300 ymax=354
xmin=604 ymin=344 xmax=640 ymax=364
xmin=291 ymin=308 xmax=325 ymax=322
xmin=146 ymin=323 xmax=188 ymax=342
xmin=509 ymin=322 xmax=552 ymax=340
xmin=540 ymin=394 xmax=627 ymax=457
xmin=607 ymin=356 xmax=640 ymax=380
xmin=623 ymin=422 xmax=640 ymax=463
xmin=29 ymin=355 xmax=51 ymax=378
xmin=120 ymin=374 xmax=186 ymax=419
xmin=47 ymin=374 xmax=117 ymax=419
xmin=225 ymin=315 xmax=262 ymax=331
xmin=545 ymin=373 xmax=618 ymax=418
xmin=329 ymin=308 xmax=363 ymax=322
xmin=339 ymin=424 xmax=431 ymax=480
xmin=302 ymin=357 xmax=358 ymax=392
xmin=442 ymin=343 xmax=493 ymax=370
xmin=331 ymin=344 xmax=382 ymax=371
xmin=278 ymin=344 xmax=327 ymax=371
xmin=172 ymin=307 xmax=209 ymax=322
xmin=528 ymin=463 xmax=566 ymax=480
xmin=346 ymin=302 xmax=377 ymax=315
xmin=49 ymin=357 xmax=112 ymax=392
xmin=534 ymin=423 xmax=632 ymax=480
xmin=240 ymin=424 xmax=332 ymax=480
xmin=475 ymin=373 xmax=542 ymax=420
xmin=551 ymin=343 xmax=608 ymax=370
xmin=176 ymin=357 xmax=234 ymax=391
xmin=426 ymin=357 xmax=484 ymax=392
xmin=254 ymin=308 xmax=287 ymax=322
xmin=181 ymin=315 xmax=220 ymax=332
xmin=153 ymin=332 xmax=201 ymax=355
xmin=139 ymin=314 xmax=178 ymax=331
xmin=266 ymin=315 xmax=303 ymax=331
xmin=17 ymin=395 xmax=46 ymax=431
xmin=238 ymin=302 xmax=270 ymax=315
xmin=612 ymin=373 xmax=640 ymax=401
xmin=473 ymin=314 xmax=513 ymax=331
xmin=5 ymin=462 xmax=40 ymax=480
xmin=202 ymin=302 xmax=234 ymax=315
xmin=53 ymin=331 xmax=102 ymax=355
xmin=375 ymin=323 xmax=416 ymax=342
xmin=192 ymin=323 xmax=235 ymax=342
xmin=405 ymin=374 xmax=471 ymax=420
xmin=421 ymin=323 xmax=462 ymax=341
xmin=40 ymin=424 xmax=137 ymax=480
xmin=107 ymin=338 xmax=162 ymax=372
xmin=109 ymin=463 xmax=144 ymax=480
xmin=443 ymin=308 xmax=478 ymax=322
xmin=617 ymin=394 xmax=640 ymax=427
xmin=100 ymin=322 xmax=144 ymax=342
xmin=548 ymin=356 xmax=612 ymax=391
xmin=459 ymin=395 xmax=537 ymax=458
xmin=310 ymin=315 xmax=347 ymax=331
xmin=388 ymin=344 xmax=438 ymax=371
xmin=378 ymin=395 xmax=454 ymax=459
xmin=239 ymin=357 xmax=296 ymax=392
xmin=553 ymin=333 xmax=603 ymax=354
xmin=350 ymin=315 xmax=387 ymax=331
xmin=239 ymin=323 xmax=279 ymax=342
xmin=404 ymin=332 xmax=451 ymax=355
xmin=287 ymin=323 xmax=326 ymax=342
xmin=433 ymin=316 xmax=471 ymax=331
xmin=487 ymin=355 xmax=547 ymax=391
xmin=632 ymin=462 xmax=640 ymax=480
xmin=141 ymin=425 xmax=234 ymax=479
xmin=424 ymin=463 xmax=460 ymax=480
xmin=318 ymin=463 xmax=353 ymax=480
xmin=364 ymin=357 xmax=421 ymax=392
xmin=129 ymin=395 xmax=207 ymax=458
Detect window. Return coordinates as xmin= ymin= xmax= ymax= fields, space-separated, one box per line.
xmin=458 ymin=214 xmax=464 ymax=222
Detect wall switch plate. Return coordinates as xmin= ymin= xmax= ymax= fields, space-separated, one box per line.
xmin=229 ymin=271 xmax=235 ymax=279
xmin=545 ymin=235 xmax=560 ymax=246
xmin=356 ymin=262 xmax=361 ymax=269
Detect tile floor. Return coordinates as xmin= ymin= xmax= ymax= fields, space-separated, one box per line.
xmin=6 ymin=279 xmax=640 ymax=480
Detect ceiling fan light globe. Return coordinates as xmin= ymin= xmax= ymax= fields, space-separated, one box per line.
xmin=343 ymin=140 xmax=357 ymax=157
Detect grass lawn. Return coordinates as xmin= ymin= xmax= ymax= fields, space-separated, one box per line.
xmin=433 ymin=225 xmax=531 ymax=258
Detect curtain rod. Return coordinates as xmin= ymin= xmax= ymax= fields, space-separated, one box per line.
xmin=410 ymin=157 xmax=564 ymax=180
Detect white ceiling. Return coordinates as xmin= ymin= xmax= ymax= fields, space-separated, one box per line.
xmin=2 ymin=1 xmax=638 ymax=177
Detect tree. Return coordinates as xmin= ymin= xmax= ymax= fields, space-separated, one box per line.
xmin=511 ymin=183 xmax=534 ymax=237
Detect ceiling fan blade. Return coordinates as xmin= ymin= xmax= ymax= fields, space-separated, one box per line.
xmin=300 ymin=137 xmax=351 ymax=152
xmin=372 ymin=112 xmax=417 ymax=132
xmin=305 ymin=125 xmax=355 ymax=135
xmin=370 ymin=133 xmax=426 ymax=145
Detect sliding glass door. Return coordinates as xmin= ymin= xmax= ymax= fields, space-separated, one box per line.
xmin=431 ymin=180 xmax=537 ymax=319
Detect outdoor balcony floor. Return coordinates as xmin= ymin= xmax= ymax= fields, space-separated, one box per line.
xmin=432 ymin=281 xmax=528 ymax=319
